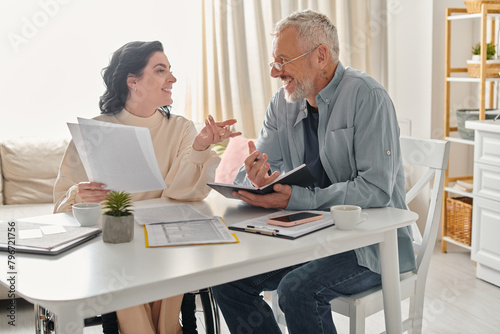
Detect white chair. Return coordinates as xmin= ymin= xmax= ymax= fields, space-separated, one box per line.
xmin=272 ymin=136 xmax=450 ymax=334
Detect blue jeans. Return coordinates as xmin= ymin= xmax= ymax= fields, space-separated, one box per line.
xmin=212 ymin=250 xmax=381 ymax=334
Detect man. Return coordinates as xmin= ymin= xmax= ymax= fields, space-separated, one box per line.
xmin=212 ymin=10 xmax=416 ymax=334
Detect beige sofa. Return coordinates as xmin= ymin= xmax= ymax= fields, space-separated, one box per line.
xmin=0 ymin=136 xmax=69 ymax=298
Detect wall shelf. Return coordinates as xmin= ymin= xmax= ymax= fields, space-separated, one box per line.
xmin=444 ymin=186 xmax=473 ymax=198
xmin=445 ymin=136 xmax=475 ymax=145
xmin=447 ymin=13 xmax=500 ymax=20
xmin=446 ymin=77 xmax=500 ymax=82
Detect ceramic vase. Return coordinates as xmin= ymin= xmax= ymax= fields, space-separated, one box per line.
xmin=472 ymin=54 xmax=481 ymax=61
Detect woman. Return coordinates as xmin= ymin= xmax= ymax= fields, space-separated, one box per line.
xmin=53 ymin=41 xmax=240 ymax=334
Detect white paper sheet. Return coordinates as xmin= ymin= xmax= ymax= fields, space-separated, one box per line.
xmin=19 ymin=229 xmax=43 ymax=239
xmin=134 ymin=204 xmax=210 ymax=225
xmin=40 ymin=225 xmax=67 ymax=235
xmin=67 ymin=118 xmax=167 ymax=193
xmin=145 ymin=217 xmax=237 ymax=247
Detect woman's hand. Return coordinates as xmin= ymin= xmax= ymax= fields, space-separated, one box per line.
xmin=192 ymin=115 xmax=242 ymax=151
xmin=77 ymin=182 xmax=109 ymax=203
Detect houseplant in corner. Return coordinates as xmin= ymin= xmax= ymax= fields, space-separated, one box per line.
xmin=102 ymin=191 xmax=134 ymax=243
xmin=467 ymin=41 xmax=500 ymax=78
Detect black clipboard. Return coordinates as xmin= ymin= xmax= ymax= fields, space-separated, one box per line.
xmin=228 ymin=210 xmax=334 ymax=239
xmin=228 ymin=224 xmax=333 ymax=240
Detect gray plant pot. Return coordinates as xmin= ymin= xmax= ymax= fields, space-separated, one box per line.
xmin=456 ymin=109 xmax=499 ymax=140
xmin=102 ymin=215 xmax=134 ymax=244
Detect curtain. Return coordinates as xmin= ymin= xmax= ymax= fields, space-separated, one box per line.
xmin=185 ymin=0 xmax=384 ymax=138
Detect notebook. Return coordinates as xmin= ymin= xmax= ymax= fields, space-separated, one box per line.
xmin=208 ymin=164 xmax=316 ymax=199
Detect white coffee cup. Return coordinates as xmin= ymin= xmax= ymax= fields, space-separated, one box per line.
xmin=72 ymin=203 xmax=102 ymax=227
xmin=330 ymin=205 xmax=368 ymax=231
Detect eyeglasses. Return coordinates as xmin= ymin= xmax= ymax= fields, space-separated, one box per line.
xmin=269 ymin=45 xmax=319 ymax=71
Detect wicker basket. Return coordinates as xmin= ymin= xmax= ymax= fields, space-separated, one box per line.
xmin=467 ymin=61 xmax=500 ymax=78
xmin=446 ymin=197 xmax=473 ymax=246
xmin=465 ymin=0 xmax=500 ymax=14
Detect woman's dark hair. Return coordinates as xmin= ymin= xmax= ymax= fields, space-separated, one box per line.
xmin=99 ymin=41 xmax=171 ymax=118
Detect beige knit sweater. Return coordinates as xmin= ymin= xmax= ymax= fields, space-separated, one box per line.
xmin=53 ymin=109 xmax=220 ymax=213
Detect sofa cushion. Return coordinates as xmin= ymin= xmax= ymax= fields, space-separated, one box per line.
xmin=1 ymin=137 xmax=68 ymax=205
xmin=215 ymin=137 xmax=255 ymax=184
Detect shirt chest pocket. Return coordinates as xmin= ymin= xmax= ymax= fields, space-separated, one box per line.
xmin=324 ymin=127 xmax=357 ymax=181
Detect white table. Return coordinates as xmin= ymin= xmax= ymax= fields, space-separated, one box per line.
xmin=0 ymin=192 xmax=417 ymax=333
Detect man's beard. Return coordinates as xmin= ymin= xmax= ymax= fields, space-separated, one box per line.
xmin=284 ymin=76 xmax=314 ymax=103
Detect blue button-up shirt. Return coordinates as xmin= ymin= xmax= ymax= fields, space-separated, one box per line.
xmin=234 ymin=62 xmax=416 ymax=274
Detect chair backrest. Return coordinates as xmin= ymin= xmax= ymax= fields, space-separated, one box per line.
xmin=400 ymin=136 xmax=450 ymax=276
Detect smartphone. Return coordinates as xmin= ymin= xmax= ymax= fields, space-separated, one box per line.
xmin=267 ymin=212 xmax=324 ymax=227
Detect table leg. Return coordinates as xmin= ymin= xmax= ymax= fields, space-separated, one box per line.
xmin=379 ymin=230 xmax=403 ymax=334
xmin=53 ymin=307 xmax=84 ymax=334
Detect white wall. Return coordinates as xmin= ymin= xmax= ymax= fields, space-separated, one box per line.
xmin=387 ymin=0 xmax=434 ymax=138
xmin=0 ymin=0 xmax=199 ymax=141
xmin=385 ymin=1 xmax=434 ymax=232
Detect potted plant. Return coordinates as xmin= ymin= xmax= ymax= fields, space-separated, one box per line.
xmin=467 ymin=42 xmax=500 ymax=78
xmin=102 ymin=191 xmax=134 ymax=243
xmin=471 ymin=41 xmax=496 ymax=61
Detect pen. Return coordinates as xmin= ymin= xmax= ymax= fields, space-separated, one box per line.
xmin=245 ymin=225 xmax=279 ymax=235
xmin=254 ymin=158 xmax=272 ymax=176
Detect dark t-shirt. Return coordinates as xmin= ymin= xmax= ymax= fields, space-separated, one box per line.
xmin=302 ymin=103 xmax=332 ymax=189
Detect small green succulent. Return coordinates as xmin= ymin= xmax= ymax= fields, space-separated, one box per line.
xmin=102 ymin=191 xmax=133 ymax=217
xmin=472 ymin=42 xmax=496 ymax=60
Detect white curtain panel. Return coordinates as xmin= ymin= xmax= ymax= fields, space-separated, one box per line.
xmin=185 ymin=0 xmax=387 ymax=138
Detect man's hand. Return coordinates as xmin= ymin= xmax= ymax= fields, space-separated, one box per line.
xmin=244 ymin=141 xmax=280 ymax=188
xmin=232 ymin=184 xmax=292 ymax=209
xmin=77 ymin=182 xmax=109 ymax=203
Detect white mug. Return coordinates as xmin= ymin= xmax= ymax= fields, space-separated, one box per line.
xmin=72 ymin=203 xmax=102 ymax=227
xmin=330 ymin=205 xmax=368 ymax=231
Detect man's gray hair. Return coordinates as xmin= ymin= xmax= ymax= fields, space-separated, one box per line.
xmin=272 ymin=9 xmax=339 ymax=63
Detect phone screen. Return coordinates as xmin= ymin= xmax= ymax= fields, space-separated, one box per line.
xmin=271 ymin=212 xmax=322 ymax=223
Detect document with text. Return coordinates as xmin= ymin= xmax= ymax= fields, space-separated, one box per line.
xmin=134 ymin=204 xmax=210 ymax=225
xmin=67 ymin=118 xmax=166 ymax=193
xmin=135 ymin=203 xmax=238 ymax=247
xmin=144 ymin=217 xmax=238 ymax=247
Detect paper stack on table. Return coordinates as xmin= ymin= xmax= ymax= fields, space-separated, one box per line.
xmin=134 ymin=204 xmax=238 ymax=247
xmin=67 ymin=118 xmax=166 ymax=193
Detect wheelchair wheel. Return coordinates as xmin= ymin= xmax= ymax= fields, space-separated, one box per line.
xmin=181 ymin=287 xmax=220 ymax=334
